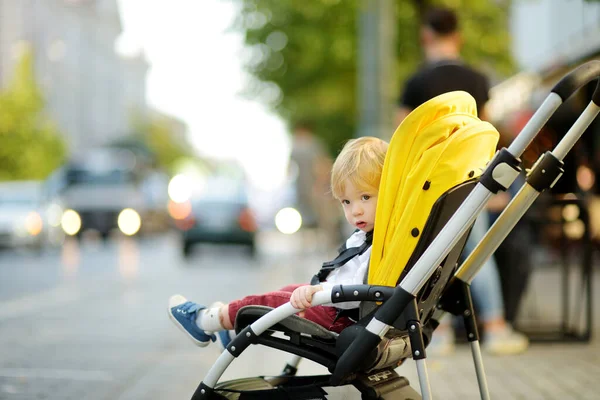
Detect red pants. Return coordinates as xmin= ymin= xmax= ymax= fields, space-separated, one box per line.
xmin=228 ymin=284 xmax=354 ymax=334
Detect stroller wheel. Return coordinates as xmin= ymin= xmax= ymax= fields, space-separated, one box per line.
xmin=182 ymin=242 xmax=193 ymax=258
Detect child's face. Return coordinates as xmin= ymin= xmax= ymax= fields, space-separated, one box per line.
xmin=339 ymin=181 xmax=378 ymax=232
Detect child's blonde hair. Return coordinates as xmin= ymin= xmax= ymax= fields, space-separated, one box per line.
xmin=331 ymin=136 xmax=388 ymax=200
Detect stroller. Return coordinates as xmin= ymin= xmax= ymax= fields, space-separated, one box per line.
xmin=189 ymin=61 xmax=600 ymax=400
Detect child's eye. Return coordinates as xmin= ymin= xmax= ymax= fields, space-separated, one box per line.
xmin=361 ymin=195 xmax=371 ymax=201
xmin=341 ymin=199 xmax=350 ymax=205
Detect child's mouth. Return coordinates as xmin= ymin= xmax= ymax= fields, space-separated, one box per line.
xmin=356 ymin=221 xmax=367 ymax=229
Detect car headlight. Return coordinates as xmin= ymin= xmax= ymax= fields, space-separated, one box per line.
xmin=61 ymin=209 xmax=81 ymax=236
xmin=168 ymin=174 xmax=192 ymax=203
xmin=25 ymin=212 xmax=43 ymax=236
xmin=47 ymin=203 xmax=63 ymax=227
xmin=275 ymin=207 xmax=302 ymax=235
xmin=118 ymin=208 xmax=141 ymax=236
xmin=167 ymin=199 xmax=192 ymax=220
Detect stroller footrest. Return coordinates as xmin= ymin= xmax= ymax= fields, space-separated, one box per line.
xmin=353 ymin=369 xmax=422 ymax=400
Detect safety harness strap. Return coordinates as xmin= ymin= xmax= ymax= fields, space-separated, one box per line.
xmin=310 ymin=230 xmax=373 ymax=285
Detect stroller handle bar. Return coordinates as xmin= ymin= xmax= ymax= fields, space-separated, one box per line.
xmin=509 ymin=61 xmax=600 ymax=159
xmin=457 ymin=68 xmax=600 ymax=284
xmin=551 ymin=60 xmax=600 ymax=103
xmin=459 ymin=87 xmax=600 ymax=282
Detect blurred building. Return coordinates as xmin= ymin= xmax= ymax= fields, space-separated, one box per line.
xmin=0 ymin=0 xmax=148 ymax=153
xmin=510 ymin=0 xmax=600 ymax=73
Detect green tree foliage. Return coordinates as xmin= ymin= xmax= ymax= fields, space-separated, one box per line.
xmin=232 ymin=0 xmax=514 ymax=153
xmin=129 ymin=112 xmax=194 ymax=175
xmin=0 ymin=47 xmax=66 ymax=180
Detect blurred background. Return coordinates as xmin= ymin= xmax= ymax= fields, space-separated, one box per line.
xmin=0 ymin=0 xmax=599 ymax=399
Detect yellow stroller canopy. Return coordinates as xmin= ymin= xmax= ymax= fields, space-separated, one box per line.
xmin=368 ymin=91 xmax=500 ymax=287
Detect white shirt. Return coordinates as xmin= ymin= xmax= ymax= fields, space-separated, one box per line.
xmin=321 ymin=230 xmax=372 ymax=309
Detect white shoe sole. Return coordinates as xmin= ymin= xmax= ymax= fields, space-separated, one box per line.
xmin=168 ymin=295 xmax=211 ymax=347
xmin=427 ymin=343 xmax=455 ymax=357
xmin=484 ymin=341 xmax=529 ymax=356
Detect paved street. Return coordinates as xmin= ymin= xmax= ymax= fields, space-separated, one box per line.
xmin=0 ymin=231 xmax=598 ymax=399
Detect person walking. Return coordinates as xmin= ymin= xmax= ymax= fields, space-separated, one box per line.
xmin=289 ymin=122 xmax=339 ymax=251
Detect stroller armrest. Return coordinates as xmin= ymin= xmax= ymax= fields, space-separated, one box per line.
xmin=331 ymin=286 xmax=415 ymax=385
xmin=329 ymin=284 xmax=395 ymax=304
xmin=249 ymin=289 xmax=334 ymax=335
xmin=239 ymin=286 xmax=396 ymax=338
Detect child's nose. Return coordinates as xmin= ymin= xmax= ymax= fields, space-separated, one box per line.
xmin=352 ymin=205 xmax=363 ymax=216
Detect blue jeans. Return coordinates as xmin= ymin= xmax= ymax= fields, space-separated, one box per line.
xmin=464 ymin=212 xmax=505 ymax=322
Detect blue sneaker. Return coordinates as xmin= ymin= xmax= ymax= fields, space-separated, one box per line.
xmin=206 ymin=301 xmax=235 ymax=351
xmin=216 ymin=330 xmax=235 ymax=351
xmin=168 ymin=295 xmax=216 ymax=347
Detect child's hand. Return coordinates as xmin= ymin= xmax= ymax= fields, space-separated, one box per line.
xmin=290 ymin=285 xmax=323 ymax=311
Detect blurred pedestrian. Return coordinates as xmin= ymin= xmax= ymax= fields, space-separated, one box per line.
xmin=488 ymin=176 xmax=535 ymax=325
xmin=396 ymin=5 xmax=528 ymax=355
xmin=289 ymin=121 xmax=340 ymax=252
xmin=395 ymin=6 xmax=489 ymax=126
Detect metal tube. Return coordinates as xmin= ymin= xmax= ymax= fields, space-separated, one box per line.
xmin=287 ymin=355 xmax=302 ymax=369
xmin=457 ymin=100 xmax=600 ymax=284
xmin=251 ymin=290 xmax=331 ymax=335
xmin=469 ymin=341 xmax=490 ymax=400
xmin=368 ymin=318 xmax=391 ymax=338
xmin=400 ymin=184 xmax=492 ymax=295
xmin=507 ymin=93 xmax=562 ymax=158
xmin=203 ymin=351 xmax=236 ymax=388
xmin=553 ymin=102 xmax=600 ymax=160
xmin=457 ymin=183 xmax=539 ymax=283
xmin=415 ymin=359 xmax=433 ymax=400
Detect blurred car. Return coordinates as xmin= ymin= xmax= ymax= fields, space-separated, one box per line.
xmin=56 ymin=148 xmax=146 ymax=240
xmin=139 ymin=170 xmax=171 ymax=233
xmin=0 ymin=180 xmax=62 ymax=250
xmin=173 ymin=177 xmax=257 ymax=257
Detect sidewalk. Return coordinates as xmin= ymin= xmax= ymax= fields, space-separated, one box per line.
xmin=401 ymin=258 xmax=600 ymax=399
xmin=131 ymin=331 xmax=600 ymax=400
xmin=399 ymin=340 xmax=600 ymax=399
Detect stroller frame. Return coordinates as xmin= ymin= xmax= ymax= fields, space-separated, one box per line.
xmin=191 ymin=61 xmax=600 ymax=400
